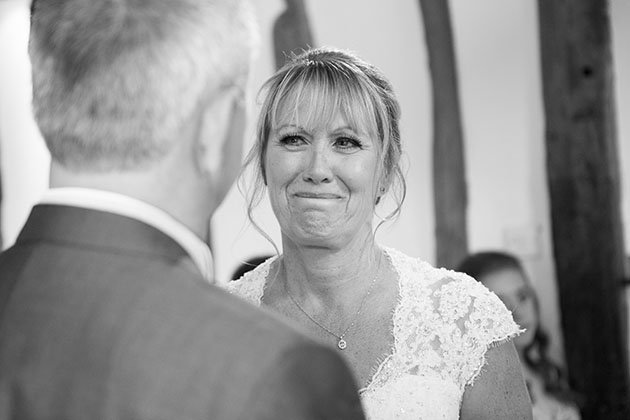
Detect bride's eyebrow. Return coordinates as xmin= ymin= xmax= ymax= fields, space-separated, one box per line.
xmin=276 ymin=124 xmax=301 ymax=130
xmin=275 ymin=124 xmax=307 ymax=133
xmin=331 ymin=125 xmax=356 ymax=133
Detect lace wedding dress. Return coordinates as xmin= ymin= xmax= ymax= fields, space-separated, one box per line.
xmin=223 ymin=247 xmax=521 ymax=419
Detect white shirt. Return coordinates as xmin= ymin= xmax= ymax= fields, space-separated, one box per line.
xmin=40 ymin=187 xmax=214 ymax=283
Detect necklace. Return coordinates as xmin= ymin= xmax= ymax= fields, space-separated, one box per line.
xmin=284 ymin=265 xmax=380 ymax=351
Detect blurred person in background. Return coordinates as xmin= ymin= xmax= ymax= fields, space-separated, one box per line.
xmin=458 ymin=251 xmax=582 ymax=420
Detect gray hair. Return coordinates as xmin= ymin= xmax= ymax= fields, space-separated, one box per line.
xmin=242 ymin=47 xmax=406 ymax=232
xmin=29 ymin=0 xmax=257 ymax=171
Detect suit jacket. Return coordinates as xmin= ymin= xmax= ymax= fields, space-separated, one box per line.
xmin=0 ymin=205 xmax=365 ymax=420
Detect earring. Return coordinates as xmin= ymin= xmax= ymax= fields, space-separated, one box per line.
xmin=375 ymin=187 xmax=386 ymax=204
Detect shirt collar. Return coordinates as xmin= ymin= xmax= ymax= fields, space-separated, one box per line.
xmin=39 ymin=187 xmax=214 ymax=283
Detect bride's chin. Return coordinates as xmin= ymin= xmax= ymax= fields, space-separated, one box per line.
xmin=285 ymin=227 xmax=344 ymax=249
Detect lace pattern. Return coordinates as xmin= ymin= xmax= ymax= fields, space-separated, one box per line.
xmin=224 ymin=248 xmax=521 ymax=419
xmin=225 ymin=255 xmax=275 ymax=304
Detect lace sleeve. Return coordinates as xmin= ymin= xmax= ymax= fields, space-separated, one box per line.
xmin=362 ymin=249 xmax=522 ymax=418
xmin=439 ymin=272 xmax=523 ymax=386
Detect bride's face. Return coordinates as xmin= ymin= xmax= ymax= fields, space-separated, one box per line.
xmin=264 ymin=103 xmax=382 ymax=250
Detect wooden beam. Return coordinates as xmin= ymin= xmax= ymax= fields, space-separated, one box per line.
xmin=538 ymin=0 xmax=630 ymax=418
xmin=272 ymin=0 xmax=314 ymax=70
xmin=418 ymin=0 xmax=468 ymax=269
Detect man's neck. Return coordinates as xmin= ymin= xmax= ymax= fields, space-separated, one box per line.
xmin=49 ymin=162 xmax=216 ymax=240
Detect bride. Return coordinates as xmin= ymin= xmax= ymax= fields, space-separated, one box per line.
xmin=225 ymin=47 xmax=532 ymax=419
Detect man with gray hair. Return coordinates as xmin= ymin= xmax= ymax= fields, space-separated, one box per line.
xmin=0 ymin=1 xmax=365 ymax=419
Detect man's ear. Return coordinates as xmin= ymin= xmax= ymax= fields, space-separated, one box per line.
xmin=195 ymin=86 xmax=249 ymax=203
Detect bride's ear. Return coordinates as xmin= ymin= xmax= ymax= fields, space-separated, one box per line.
xmin=375 ymin=175 xmax=390 ymax=205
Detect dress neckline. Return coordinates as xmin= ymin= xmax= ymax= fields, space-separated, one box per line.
xmin=256 ymin=247 xmax=405 ymax=394
xmin=358 ymin=247 xmax=403 ymax=394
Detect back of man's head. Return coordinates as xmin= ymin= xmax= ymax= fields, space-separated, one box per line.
xmin=29 ymin=0 xmax=256 ymax=172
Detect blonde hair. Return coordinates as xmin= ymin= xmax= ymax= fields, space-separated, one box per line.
xmin=241 ymin=47 xmax=406 ymax=241
xmin=29 ymin=0 xmax=257 ymax=171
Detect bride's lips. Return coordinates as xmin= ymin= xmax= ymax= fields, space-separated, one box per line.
xmin=293 ymin=192 xmax=343 ymax=199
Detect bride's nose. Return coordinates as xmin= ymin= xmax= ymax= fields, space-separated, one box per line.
xmin=302 ymin=146 xmax=333 ymax=184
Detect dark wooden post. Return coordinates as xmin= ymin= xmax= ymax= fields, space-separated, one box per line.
xmin=418 ymin=0 xmax=468 ymax=269
xmin=538 ymin=1 xmax=630 ymax=418
xmin=272 ymin=0 xmax=314 ymax=70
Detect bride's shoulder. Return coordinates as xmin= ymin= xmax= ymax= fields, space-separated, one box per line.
xmin=383 ymin=246 xmax=463 ymax=291
xmin=385 ymin=247 xmax=498 ymax=298
xmin=385 ymin=247 xmax=518 ymax=333
xmin=385 ymin=247 xmax=521 ymax=385
xmin=221 ymin=256 xmax=277 ymax=305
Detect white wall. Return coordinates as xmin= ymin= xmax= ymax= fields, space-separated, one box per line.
xmin=0 ymin=0 xmax=50 ymax=248
xmin=450 ymin=0 xmax=564 ymax=360
xmin=611 ymin=0 xmax=630 ymax=362
xmin=612 ymin=0 xmax=630 ymax=252
xmin=1 ymin=0 xmax=628 ymax=364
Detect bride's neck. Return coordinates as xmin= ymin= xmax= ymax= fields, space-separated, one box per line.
xmin=280 ymin=235 xmax=382 ymax=303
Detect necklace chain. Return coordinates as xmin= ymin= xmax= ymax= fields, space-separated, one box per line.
xmin=284 ymin=263 xmax=380 ymax=350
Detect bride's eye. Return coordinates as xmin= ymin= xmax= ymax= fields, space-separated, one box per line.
xmin=334 ymin=136 xmax=363 ymax=152
xmin=279 ymin=134 xmax=307 ymax=148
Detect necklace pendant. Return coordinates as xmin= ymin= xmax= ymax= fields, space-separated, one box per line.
xmin=337 ymin=338 xmax=347 ymax=350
